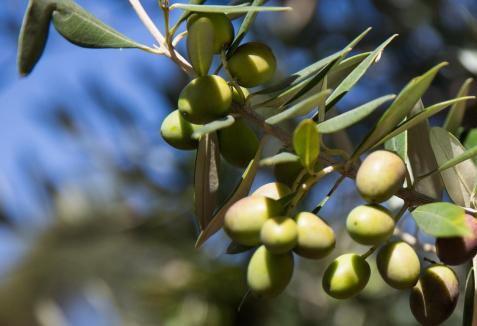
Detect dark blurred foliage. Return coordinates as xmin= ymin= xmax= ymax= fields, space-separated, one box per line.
xmin=0 ymin=0 xmax=477 ymax=325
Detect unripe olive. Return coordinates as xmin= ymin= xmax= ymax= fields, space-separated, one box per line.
xmin=260 ymin=216 xmax=298 ymax=254
xmin=187 ymin=13 xmax=234 ymax=53
xmin=252 ymin=182 xmax=292 ymax=200
xmin=377 ymin=241 xmax=420 ymax=289
xmin=178 ymin=75 xmax=232 ymax=124
xmin=218 ymin=119 xmax=259 ymax=167
xmin=224 ymin=196 xmax=282 ymax=246
xmin=356 ymin=150 xmax=406 ymax=203
xmin=247 ymin=245 xmax=294 ymax=297
xmin=322 ymin=253 xmax=370 ymax=299
xmin=294 ymin=212 xmax=335 ymax=259
xmin=346 ymin=204 xmax=395 ymax=245
xmin=228 ymin=42 xmax=277 ymax=87
xmin=436 ymin=214 xmax=477 ymax=265
xmin=273 ymin=159 xmax=304 ymax=188
xmin=410 ymin=264 xmax=459 ymax=325
xmin=160 ymin=110 xmax=200 ymax=150
xmin=231 ymin=86 xmax=250 ymax=104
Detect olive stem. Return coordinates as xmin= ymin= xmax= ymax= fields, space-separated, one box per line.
xmin=220 ymin=51 xmax=247 ymax=104
xmin=361 ymin=246 xmax=377 ymax=260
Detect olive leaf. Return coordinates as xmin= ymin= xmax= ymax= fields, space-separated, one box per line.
xmin=265 ymin=89 xmax=330 ymax=125
xmin=462 ymin=267 xmax=475 ymax=326
xmin=444 ymin=78 xmax=473 ymax=136
xmin=430 ymin=127 xmax=477 ymax=207
xmin=170 ymin=3 xmax=291 ymax=13
xmin=352 ymin=62 xmax=448 ymax=159
xmin=406 ymin=101 xmax=443 ymax=200
xmin=385 ymin=131 xmax=407 ymax=162
xmin=187 ymin=16 xmax=215 ymax=76
xmin=192 ymin=115 xmax=236 ymax=139
xmin=465 ymin=129 xmax=477 ymax=165
xmin=411 ymin=202 xmax=470 ymax=237
xmin=260 ymin=152 xmax=300 ymax=167
xmin=195 ymin=138 xmax=265 ymax=248
xmin=194 ymin=133 xmax=220 ymax=230
xmin=170 ymin=0 xmax=207 ymax=33
xmin=293 ymin=119 xmax=320 ymax=172
xmin=316 ymin=95 xmax=395 ymax=134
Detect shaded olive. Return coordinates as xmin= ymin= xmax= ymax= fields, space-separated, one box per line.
xmin=273 ymin=159 xmax=304 ymax=188
xmin=247 ymin=245 xmax=294 ymax=297
xmin=346 ymin=204 xmax=395 ymax=245
xmin=160 ymin=110 xmax=200 ymax=150
xmin=260 ymin=216 xmax=298 ymax=254
xmin=410 ymin=264 xmax=459 ymax=325
xmin=252 ymin=182 xmax=292 ymax=200
xmin=187 ymin=13 xmax=234 ymax=53
xmin=322 ymin=253 xmax=371 ymax=299
xmin=228 ymin=42 xmax=277 ymax=87
xmin=231 ymin=86 xmax=250 ymax=104
xmin=178 ymin=75 xmax=232 ymax=124
xmin=436 ymin=214 xmax=477 ymax=265
xmin=377 ymin=241 xmax=420 ymax=289
xmin=356 ymin=150 xmax=406 ymax=203
xmin=224 ymin=196 xmax=282 ymax=246
xmin=218 ymin=119 xmax=259 ymax=167
xmin=294 ymin=212 xmax=335 ymax=259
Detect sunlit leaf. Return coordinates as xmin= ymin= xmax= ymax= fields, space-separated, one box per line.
xmin=170 ymin=3 xmax=291 ymax=13
xmin=465 ymin=129 xmax=477 ymax=165
xmin=192 ymin=115 xmax=236 ymax=139
xmin=293 ymin=119 xmax=320 ymax=172
xmin=444 ymin=78 xmax=473 ymax=136
xmin=260 ymin=152 xmax=300 ymax=167
xmin=411 ymin=202 xmax=470 ymax=237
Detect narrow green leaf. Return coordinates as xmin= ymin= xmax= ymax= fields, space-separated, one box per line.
xmin=195 ymin=138 xmax=265 ymax=247
xmin=385 ymin=131 xmax=407 ymax=162
xmin=430 ymin=127 xmax=477 ymax=207
xmin=293 ymin=119 xmax=320 ymax=171
xmin=226 ymin=241 xmax=254 ymax=254
xmin=411 ymin=202 xmax=470 ymax=237
xmin=375 ymin=96 xmax=475 ymax=148
xmin=462 ymin=267 xmax=474 ymax=326
xmin=265 ymin=89 xmax=330 ymax=125
xmin=353 ymin=62 xmax=448 ymax=158
xmin=187 ymin=16 xmax=214 ymax=76
xmin=194 ymin=133 xmax=220 ymax=230
xmin=52 ymin=0 xmax=143 ymax=49
xmin=192 ymin=115 xmax=236 ymax=139
xmin=260 ymin=152 xmax=300 ymax=167
xmin=465 ymin=129 xmax=477 ymax=165
xmin=435 ymin=145 xmax=477 ymax=174
xmin=317 ymin=95 xmax=395 ymax=134
xmin=170 ymin=4 xmax=291 ymax=13
xmin=444 ymin=78 xmax=473 ymax=136
xmin=325 ymin=35 xmax=398 ymax=108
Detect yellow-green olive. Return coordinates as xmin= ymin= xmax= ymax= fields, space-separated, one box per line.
xmin=178 ymin=75 xmax=232 ymax=124
xmin=273 ymin=159 xmax=304 ymax=188
xmin=187 ymin=13 xmax=234 ymax=53
xmin=231 ymin=86 xmax=250 ymax=104
xmin=356 ymin=150 xmax=406 ymax=203
xmin=218 ymin=119 xmax=258 ymax=167
xmin=247 ymin=245 xmax=294 ymax=297
xmin=160 ymin=110 xmax=200 ymax=150
xmin=410 ymin=264 xmax=459 ymax=325
xmin=228 ymin=42 xmax=277 ymax=87
xmin=294 ymin=212 xmax=335 ymax=259
xmin=224 ymin=196 xmax=282 ymax=246
xmin=260 ymin=216 xmax=298 ymax=254
xmin=377 ymin=241 xmax=420 ymax=289
xmin=252 ymin=182 xmax=292 ymax=200
xmin=346 ymin=204 xmax=395 ymax=245
xmin=322 ymin=253 xmax=370 ymax=299
xmin=436 ymin=214 xmax=477 ymax=265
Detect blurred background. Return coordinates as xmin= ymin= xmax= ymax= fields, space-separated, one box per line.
xmin=1 ymin=0 xmax=477 ymax=325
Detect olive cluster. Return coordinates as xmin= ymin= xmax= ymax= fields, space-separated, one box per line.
xmin=160 ymin=12 xmax=277 ymax=167
xmin=224 ymin=182 xmax=336 ymax=297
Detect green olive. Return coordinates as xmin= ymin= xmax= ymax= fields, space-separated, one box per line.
xmin=294 ymin=212 xmax=335 ymax=259
xmin=224 ymin=195 xmax=282 ymax=246
xmin=322 ymin=253 xmax=370 ymax=299
xmin=260 ymin=216 xmax=298 ymax=254
xmin=377 ymin=241 xmax=420 ymax=289
xmin=252 ymin=182 xmax=292 ymax=200
xmin=187 ymin=13 xmax=234 ymax=53
xmin=356 ymin=150 xmax=406 ymax=203
xmin=410 ymin=264 xmax=459 ymax=325
xmin=247 ymin=245 xmax=294 ymax=297
xmin=218 ymin=119 xmax=259 ymax=167
xmin=231 ymin=86 xmax=250 ymax=104
xmin=160 ymin=110 xmax=200 ymax=150
xmin=273 ymin=159 xmax=304 ymax=188
xmin=346 ymin=204 xmax=395 ymax=246
xmin=178 ymin=75 xmax=232 ymax=124
xmin=228 ymin=42 xmax=277 ymax=87
xmin=436 ymin=214 xmax=477 ymax=265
